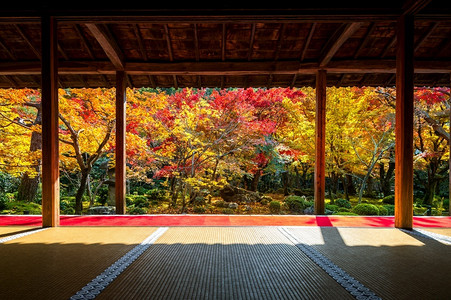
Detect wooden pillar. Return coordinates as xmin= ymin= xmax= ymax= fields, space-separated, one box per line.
xmin=394 ymin=15 xmax=414 ymax=229
xmin=449 ymin=73 xmax=451 ymax=216
xmin=115 ymin=71 xmax=126 ymax=214
xmin=315 ymin=70 xmax=327 ymax=215
xmin=41 ymin=15 xmax=60 ymax=227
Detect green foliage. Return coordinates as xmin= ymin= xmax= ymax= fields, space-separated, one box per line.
xmin=221 ymin=208 xmax=234 ymax=214
xmin=284 ymin=195 xmax=311 ymax=214
xmin=60 ymin=197 xmax=76 ymax=215
xmin=325 ymin=204 xmax=339 ymax=212
xmin=383 ymin=204 xmax=395 ymax=215
xmin=377 ymin=205 xmax=388 ymax=216
xmin=146 ymin=188 xmax=166 ymax=202
xmin=97 ymin=186 xmax=108 ymax=206
xmin=334 ymin=211 xmax=359 ymax=216
xmin=352 ymin=203 xmax=380 ymax=215
xmin=260 ymin=195 xmax=273 ymax=206
xmin=335 ymin=198 xmax=352 ymax=209
xmin=214 ymin=200 xmax=227 ymax=208
xmin=192 ymin=206 xmax=206 ymax=214
xmin=382 ymin=195 xmax=395 ymax=205
xmin=269 ymin=201 xmax=281 ymax=214
xmin=127 ymin=206 xmax=147 ymax=215
xmin=0 ymin=193 xmax=10 ymax=211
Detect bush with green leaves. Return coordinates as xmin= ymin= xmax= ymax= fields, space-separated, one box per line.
xmin=352 ymin=203 xmax=380 ymax=215
xmin=326 ymin=204 xmax=339 ymax=212
xmin=193 ymin=206 xmax=206 ymax=213
xmin=335 ymin=198 xmax=352 ymax=209
xmin=127 ymin=206 xmax=147 ymax=215
xmin=377 ymin=205 xmax=388 ymax=216
xmin=0 ymin=193 xmax=9 ymax=211
xmin=269 ymin=201 xmax=281 ymax=214
xmin=382 ymin=195 xmax=395 ymax=205
xmin=146 ymin=188 xmax=166 ymax=202
xmin=334 ymin=211 xmax=359 ymax=216
xmin=383 ymin=204 xmax=395 ymax=215
xmin=284 ymin=195 xmax=310 ymax=214
xmin=260 ymin=195 xmax=273 ymax=206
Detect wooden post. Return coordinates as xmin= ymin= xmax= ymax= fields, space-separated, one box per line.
xmin=115 ymin=71 xmax=126 ymax=214
xmin=41 ymin=15 xmax=60 ymax=227
xmin=449 ymin=73 xmax=451 ymax=216
xmin=315 ymin=70 xmax=327 ymax=215
xmin=395 ymin=15 xmax=414 ymax=229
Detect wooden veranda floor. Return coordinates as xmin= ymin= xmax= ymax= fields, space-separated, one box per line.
xmin=1 ymin=223 xmax=450 ymax=300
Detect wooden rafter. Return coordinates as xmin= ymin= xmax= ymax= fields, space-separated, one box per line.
xmin=402 ymin=0 xmax=432 ymax=15
xmin=414 ymin=22 xmax=439 ymax=53
xmin=319 ymin=22 xmax=363 ymax=67
xmin=133 ymin=24 xmax=148 ymax=61
xmin=0 ymin=38 xmax=16 ymax=60
xmin=14 ymin=24 xmax=41 ymax=59
xmin=222 ymin=23 xmax=226 ymax=61
xmin=353 ymin=22 xmax=375 ymax=59
xmin=248 ymin=23 xmax=256 ymax=61
xmin=85 ymin=23 xmax=124 ymax=70
xmin=74 ymin=24 xmax=95 ymax=60
xmin=274 ymin=23 xmax=286 ymax=61
xmin=300 ymin=23 xmax=316 ymax=62
xmin=194 ymin=23 xmax=200 ymax=61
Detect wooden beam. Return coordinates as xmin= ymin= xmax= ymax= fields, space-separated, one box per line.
xmin=41 ymin=15 xmax=60 ymax=227
xmin=85 ymin=23 xmax=124 ymax=70
xmin=395 ymin=14 xmax=414 ymax=230
xmin=248 ymin=23 xmax=256 ymax=61
xmin=353 ymin=22 xmax=376 ymax=59
xmin=115 ymin=71 xmax=126 ymax=214
xmin=414 ymin=22 xmax=439 ymax=53
xmin=2 ymin=59 xmax=451 ymax=76
xmin=314 ymin=69 xmax=326 ymax=215
xmin=14 ymin=24 xmax=41 ymax=60
xmin=319 ymin=22 xmax=363 ymax=67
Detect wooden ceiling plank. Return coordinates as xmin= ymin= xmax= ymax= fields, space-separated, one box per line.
xmin=319 ymin=22 xmax=363 ymax=67
xmin=222 ymin=24 xmax=226 ymax=61
xmin=74 ymin=24 xmax=95 ymax=60
xmin=300 ymin=22 xmax=316 ymax=62
xmin=414 ymin=22 xmax=439 ymax=53
xmin=402 ymin=0 xmax=433 ymax=15
xmin=164 ymin=24 xmax=174 ymax=61
xmin=353 ymin=22 xmax=375 ymax=59
xmin=14 ymin=24 xmax=41 ymax=59
xmin=133 ymin=24 xmax=148 ymax=61
xmin=0 ymin=38 xmax=16 ymax=60
xmin=274 ymin=23 xmax=286 ymax=61
xmin=194 ymin=23 xmax=200 ymax=61
xmin=248 ymin=23 xmax=256 ymax=61
xmin=85 ymin=23 xmax=124 ymax=70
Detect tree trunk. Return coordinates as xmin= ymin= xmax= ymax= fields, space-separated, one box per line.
xmin=17 ymin=108 xmax=42 ymax=202
xmin=281 ymin=171 xmax=289 ymax=196
xmin=250 ymin=170 xmax=261 ymax=192
xmin=75 ymin=169 xmax=90 ymax=214
xmin=345 ymin=174 xmax=356 ymax=196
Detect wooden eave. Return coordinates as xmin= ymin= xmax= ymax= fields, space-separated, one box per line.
xmin=0 ymin=3 xmax=450 ymax=89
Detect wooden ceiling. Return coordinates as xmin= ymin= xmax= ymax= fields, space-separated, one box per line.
xmin=0 ymin=1 xmax=450 ymax=89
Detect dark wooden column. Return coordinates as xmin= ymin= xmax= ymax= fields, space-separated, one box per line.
xmin=394 ymin=15 xmax=414 ymax=229
xmin=315 ymin=70 xmax=327 ymax=215
xmin=449 ymin=73 xmax=451 ymax=216
xmin=115 ymin=71 xmax=126 ymax=214
xmin=41 ymin=15 xmax=60 ymax=227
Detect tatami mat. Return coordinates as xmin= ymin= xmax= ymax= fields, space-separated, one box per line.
xmin=286 ymin=227 xmax=451 ymax=300
xmin=98 ymin=227 xmax=353 ymax=300
xmin=0 ymin=227 xmax=158 ymax=300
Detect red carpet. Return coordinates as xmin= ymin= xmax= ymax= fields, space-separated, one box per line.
xmin=0 ymin=215 xmax=450 ymax=227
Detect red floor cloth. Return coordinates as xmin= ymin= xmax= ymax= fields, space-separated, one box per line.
xmin=0 ymin=215 xmax=450 ymax=227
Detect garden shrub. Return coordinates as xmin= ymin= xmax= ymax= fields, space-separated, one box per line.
xmin=383 ymin=204 xmax=395 ymax=215
xmin=443 ymin=198 xmax=449 ymax=209
xmin=193 ymin=206 xmax=206 ymax=213
xmin=269 ymin=201 xmax=281 ymax=214
xmin=352 ymin=203 xmax=380 ymax=215
xmin=0 ymin=194 xmax=8 ymax=211
xmin=335 ymin=198 xmax=352 ymax=209
xmin=382 ymin=195 xmax=395 ymax=205
xmin=146 ymin=188 xmax=166 ymax=202
xmin=260 ymin=195 xmax=273 ymax=206
xmin=131 ymin=195 xmax=150 ymax=208
xmin=334 ymin=211 xmax=359 ymax=216
xmin=127 ymin=206 xmax=146 ymax=215
xmin=221 ymin=208 xmax=234 ymax=214
xmin=284 ymin=195 xmax=309 ymax=214
xmin=338 ymin=207 xmax=351 ymax=212
xmin=326 ymin=204 xmax=339 ymax=212
xmin=214 ymin=200 xmax=227 ymax=208
xmin=377 ymin=205 xmax=388 ymax=216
